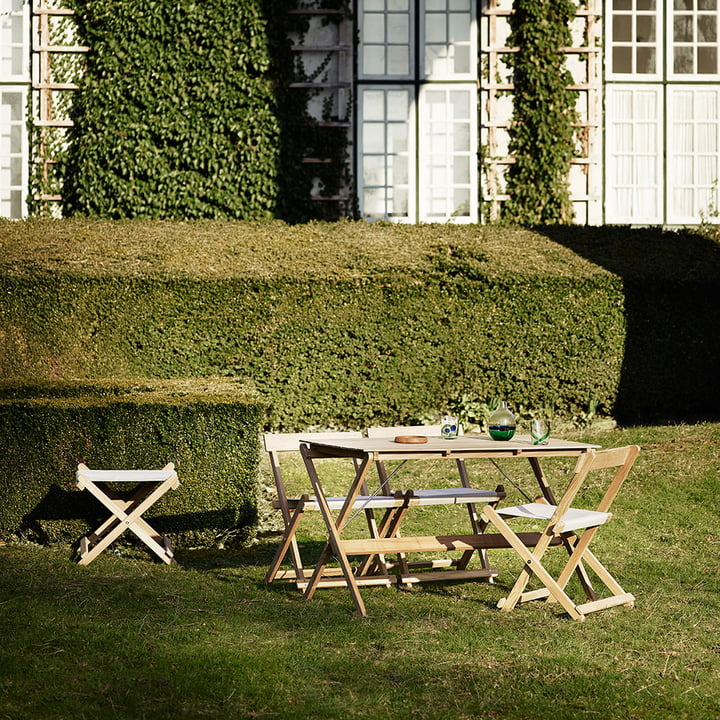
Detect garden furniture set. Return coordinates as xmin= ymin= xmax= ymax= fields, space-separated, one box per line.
xmin=264 ymin=427 xmax=640 ymax=621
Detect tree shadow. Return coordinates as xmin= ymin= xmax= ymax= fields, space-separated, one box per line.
xmin=541 ymin=226 xmax=720 ymax=424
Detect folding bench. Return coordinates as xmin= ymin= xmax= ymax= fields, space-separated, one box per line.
xmin=75 ymin=463 xmax=179 ymax=565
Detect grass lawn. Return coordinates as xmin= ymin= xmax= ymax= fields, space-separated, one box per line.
xmin=1 ymin=423 xmax=719 ymax=720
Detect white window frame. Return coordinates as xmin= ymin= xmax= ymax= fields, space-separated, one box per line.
xmin=418 ymin=83 xmax=478 ymax=223
xmin=356 ymin=0 xmax=478 ymax=223
xmin=605 ymin=0 xmax=664 ymax=81
xmin=0 ymin=86 xmax=29 ymax=219
xmin=420 ymin=0 xmax=477 ymax=82
xmin=666 ymin=85 xmax=720 ymax=223
xmin=358 ymin=0 xmax=415 ymax=81
xmin=0 ymin=1 xmax=30 ymax=219
xmin=357 ymin=86 xmax=417 ymax=222
xmin=604 ymin=84 xmax=664 ymax=224
xmin=0 ymin=0 xmax=30 ymax=83
xmin=666 ymin=0 xmax=720 ymax=80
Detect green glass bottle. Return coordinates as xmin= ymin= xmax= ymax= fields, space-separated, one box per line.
xmin=488 ymin=401 xmax=516 ymax=441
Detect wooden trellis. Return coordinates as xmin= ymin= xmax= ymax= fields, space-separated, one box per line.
xmin=480 ymin=0 xmax=602 ymax=224
xmin=31 ymin=0 xmax=87 ymax=212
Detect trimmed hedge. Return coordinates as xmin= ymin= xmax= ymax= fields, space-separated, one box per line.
xmin=1 ymin=219 xmax=719 ymax=427
xmin=0 ymin=378 xmax=265 ymax=546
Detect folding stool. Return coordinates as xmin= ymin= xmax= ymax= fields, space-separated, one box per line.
xmin=75 ymin=463 xmax=179 ymax=565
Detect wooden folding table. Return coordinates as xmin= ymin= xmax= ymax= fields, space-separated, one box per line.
xmin=299 ymin=434 xmax=599 ymax=616
xmin=75 ymin=463 xmax=179 ymax=565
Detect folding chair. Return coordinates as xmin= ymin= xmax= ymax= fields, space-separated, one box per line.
xmin=481 ymin=445 xmax=640 ymax=621
xmin=263 ymin=431 xmax=392 ymax=589
xmin=364 ymin=425 xmax=500 ymax=582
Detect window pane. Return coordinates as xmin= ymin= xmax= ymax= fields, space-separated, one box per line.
xmin=614 ymin=0 xmax=632 ymax=9
xmin=426 ymin=17 xmax=447 ymax=43
xmin=363 ymin=123 xmax=387 ymax=153
xmin=636 ymin=15 xmax=655 ymax=41
xmin=389 ymin=188 xmax=408 ymax=216
xmin=388 ymin=14 xmax=410 ymax=40
xmin=674 ymin=46 xmax=695 ymax=72
xmin=637 ymin=46 xmax=656 ymax=73
xmin=364 ymin=46 xmax=386 ymax=75
xmin=10 ymin=124 xmax=21 ymax=153
xmin=363 ymin=155 xmax=385 ymax=185
xmin=388 ymin=123 xmax=408 ymax=153
xmin=613 ymin=46 xmax=633 ymax=72
xmin=453 ymin=156 xmax=470 ymax=184
xmin=453 ymin=123 xmax=470 ymax=151
xmin=453 ymin=46 xmax=470 ymax=74
xmin=364 ymin=13 xmax=385 ymax=37
xmin=674 ymin=15 xmax=694 ymax=41
xmin=450 ymin=90 xmax=470 ymax=119
xmin=637 ymin=0 xmax=655 ymax=9
xmin=387 ymin=45 xmax=410 ymax=75
xmin=676 ymin=124 xmax=694 ymax=152
xmin=453 ymin=188 xmax=470 ymax=216
xmin=614 ymin=16 xmax=632 ymax=41
xmin=364 ymin=188 xmax=386 ymax=216
xmin=698 ymin=14 xmax=717 ymax=41
xmin=449 ymin=13 xmax=467 ymax=40
xmin=387 ymin=90 xmax=409 ymax=120
xmin=698 ymin=45 xmax=718 ymax=73
xmin=363 ymin=90 xmax=386 ymax=120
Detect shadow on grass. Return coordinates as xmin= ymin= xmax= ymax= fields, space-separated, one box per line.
xmin=177 ymin=537 xmax=515 ymax=614
xmin=20 ymin=484 xmax=249 ymax=546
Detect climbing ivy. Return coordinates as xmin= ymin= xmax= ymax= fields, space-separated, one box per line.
xmin=62 ymin=0 xmax=281 ymax=220
xmin=501 ymin=0 xmax=579 ymax=225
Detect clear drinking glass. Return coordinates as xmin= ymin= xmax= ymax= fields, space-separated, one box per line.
xmin=530 ymin=419 xmax=550 ymax=445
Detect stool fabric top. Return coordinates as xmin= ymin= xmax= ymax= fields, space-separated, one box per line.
xmin=75 ymin=466 xmax=177 ymax=483
xmin=74 ymin=462 xmax=179 ymax=566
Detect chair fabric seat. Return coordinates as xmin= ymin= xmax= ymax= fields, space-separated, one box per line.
xmin=498 ymin=502 xmax=611 ymax=533
xmin=284 ymin=487 xmax=503 ymax=511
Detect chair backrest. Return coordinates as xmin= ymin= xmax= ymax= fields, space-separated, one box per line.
xmin=263 ymin=431 xmax=363 ymax=454
xmin=263 ymin=431 xmax=364 ymax=503
xmin=556 ymin=445 xmax=640 ymax=518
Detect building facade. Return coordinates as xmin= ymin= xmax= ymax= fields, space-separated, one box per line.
xmin=2 ymin=0 xmax=719 ymax=224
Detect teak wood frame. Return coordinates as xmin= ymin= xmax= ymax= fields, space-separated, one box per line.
xmin=298 ymin=435 xmax=599 ymax=617
xmin=482 ymin=445 xmax=640 ymax=621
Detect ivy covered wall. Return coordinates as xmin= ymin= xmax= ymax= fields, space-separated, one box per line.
xmin=62 ymin=0 xmax=282 ymax=220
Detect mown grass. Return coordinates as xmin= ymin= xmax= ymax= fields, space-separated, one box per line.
xmin=1 ymin=423 xmax=719 ymax=720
